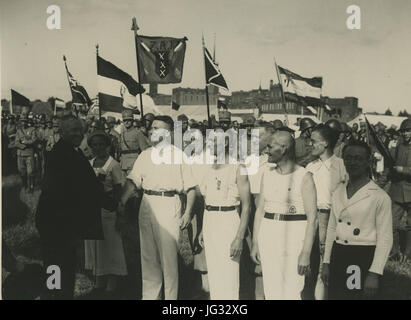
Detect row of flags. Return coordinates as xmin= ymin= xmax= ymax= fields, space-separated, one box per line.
xmin=9 ymin=16 xmax=324 ymax=119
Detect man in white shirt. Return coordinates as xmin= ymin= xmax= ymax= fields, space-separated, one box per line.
xmin=305 ymin=124 xmax=347 ymax=299
xmin=118 ymin=115 xmax=196 ymax=300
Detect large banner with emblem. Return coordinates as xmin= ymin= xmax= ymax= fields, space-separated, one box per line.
xmin=135 ymin=35 xmax=188 ymax=84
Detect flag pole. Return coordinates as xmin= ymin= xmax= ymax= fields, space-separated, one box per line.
xmin=274 ymin=57 xmax=289 ymax=126
xmin=63 ymin=55 xmax=73 ymax=117
xmin=54 ymin=98 xmax=57 ymax=116
xmin=131 ymin=17 xmax=144 ymax=118
xmin=96 ymin=44 xmax=101 ymax=121
xmin=10 ymin=90 xmax=13 ymax=114
xmin=202 ymin=33 xmax=211 ymax=128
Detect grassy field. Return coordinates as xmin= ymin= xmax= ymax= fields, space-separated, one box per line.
xmin=2 ymin=174 xmax=411 ymax=300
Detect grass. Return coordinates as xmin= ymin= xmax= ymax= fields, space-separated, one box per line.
xmin=2 ymin=174 xmax=411 ymax=300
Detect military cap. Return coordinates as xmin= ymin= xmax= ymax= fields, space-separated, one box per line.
xmin=325 ymin=119 xmax=343 ymax=133
xmin=218 ymin=110 xmax=231 ymax=122
xmin=244 ymin=115 xmax=256 ymax=126
xmin=299 ymin=117 xmax=316 ymax=132
xmin=272 ymin=119 xmax=284 ymax=130
xmin=177 ymin=114 xmax=188 ymax=122
xmin=122 ymin=110 xmax=134 ymax=121
xmin=400 ymin=118 xmax=411 ymax=131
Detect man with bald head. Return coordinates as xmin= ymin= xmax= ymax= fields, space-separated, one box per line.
xmin=251 ymin=131 xmax=318 ymax=299
xmin=36 ymin=115 xmax=105 ymax=299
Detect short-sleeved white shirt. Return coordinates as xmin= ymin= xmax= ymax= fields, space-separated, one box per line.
xmin=127 ymin=144 xmax=196 ymax=193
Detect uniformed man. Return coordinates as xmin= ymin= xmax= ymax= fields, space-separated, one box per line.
xmin=119 ymin=110 xmax=150 ymax=175
xmin=45 ymin=118 xmax=61 ymax=152
xmin=15 ymin=115 xmax=37 ymax=192
xmin=34 ymin=117 xmax=48 ymax=181
xmin=6 ymin=115 xmax=17 ymax=164
xmin=218 ymin=110 xmax=231 ymax=131
xmin=304 ymin=124 xmax=347 ymax=300
xmin=103 ymin=122 xmax=120 ymax=161
xmin=118 ymin=115 xmax=196 ymax=300
xmin=196 ymin=130 xmax=251 ymax=300
xmin=325 ymin=119 xmax=344 ymax=158
xmin=295 ymin=117 xmax=317 ymax=167
xmin=389 ymin=118 xmax=411 ymax=262
xmin=177 ymin=114 xmax=189 ymax=134
xmin=141 ymin=113 xmax=155 ymax=138
xmin=251 ymin=131 xmax=317 ymax=300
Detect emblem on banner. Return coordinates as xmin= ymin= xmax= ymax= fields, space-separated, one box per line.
xmin=288 ymin=205 xmax=297 ymax=214
xmin=155 ymin=50 xmax=170 ymax=78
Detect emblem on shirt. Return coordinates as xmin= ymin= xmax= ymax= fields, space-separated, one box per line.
xmin=216 ymin=178 xmax=221 ymax=191
xmin=288 ymin=205 xmax=297 ymax=214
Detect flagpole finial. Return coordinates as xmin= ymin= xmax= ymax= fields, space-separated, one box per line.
xmin=131 ymin=17 xmax=139 ymax=31
xmin=96 ymin=44 xmax=99 ymax=55
xmin=63 ymin=55 xmax=66 ymax=62
xmin=201 ymin=31 xmax=205 ymax=47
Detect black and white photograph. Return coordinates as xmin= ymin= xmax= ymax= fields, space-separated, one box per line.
xmin=1 ymin=0 xmax=411 ymax=304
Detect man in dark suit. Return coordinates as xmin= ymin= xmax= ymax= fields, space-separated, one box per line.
xmin=36 ymin=115 xmax=104 ymax=300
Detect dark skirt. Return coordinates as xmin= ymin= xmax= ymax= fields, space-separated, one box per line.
xmin=329 ymin=241 xmax=376 ymax=300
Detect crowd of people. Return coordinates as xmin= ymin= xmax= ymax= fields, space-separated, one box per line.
xmin=1 ymin=107 xmax=411 ymax=300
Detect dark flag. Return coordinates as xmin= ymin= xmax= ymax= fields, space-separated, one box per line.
xmin=365 ymin=115 xmax=395 ymax=168
xmin=277 ymin=65 xmax=322 ymax=106
xmin=204 ymin=46 xmax=228 ymax=91
xmin=136 ymin=35 xmax=188 ymax=84
xmin=171 ymin=101 xmax=180 ymax=111
xmin=11 ymin=89 xmax=31 ymax=108
xmin=63 ymin=55 xmax=92 ymax=106
xmin=97 ymin=55 xmax=145 ymax=113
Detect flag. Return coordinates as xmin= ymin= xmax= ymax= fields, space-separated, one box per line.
xmin=97 ymin=55 xmax=145 ymax=113
xmin=136 ymin=35 xmax=188 ymax=84
xmin=277 ymin=65 xmax=322 ymax=106
xmin=11 ymin=89 xmax=30 ymax=107
xmin=63 ymin=56 xmax=92 ymax=106
xmin=365 ymin=115 xmax=395 ymax=168
xmin=203 ymin=45 xmax=228 ymax=91
xmin=171 ymin=101 xmax=180 ymax=111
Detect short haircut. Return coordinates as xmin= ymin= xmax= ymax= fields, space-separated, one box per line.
xmin=153 ymin=115 xmax=174 ymax=130
xmin=60 ymin=115 xmax=81 ymax=134
xmin=342 ymin=140 xmax=372 ymax=159
xmin=312 ymin=124 xmax=339 ymax=150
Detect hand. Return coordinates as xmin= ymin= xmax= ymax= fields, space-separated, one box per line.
xmin=198 ymin=232 xmax=204 ymax=248
xmin=321 ymin=263 xmax=330 ymax=287
xmin=179 ymin=212 xmax=192 ymax=230
xmin=230 ymin=237 xmax=243 ymax=259
xmin=298 ymin=251 xmax=311 ymax=276
xmin=250 ymin=242 xmax=261 ymax=265
xmin=393 ymin=166 xmax=404 ymax=174
xmin=363 ymin=272 xmax=379 ymax=298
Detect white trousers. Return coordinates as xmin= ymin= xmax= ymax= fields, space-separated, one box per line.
xmin=139 ymin=194 xmax=181 ymax=300
xmin=203 ymin=209 xmax=240 ymax=300
xmin=258 ymin=217 xmax=307 ymax=300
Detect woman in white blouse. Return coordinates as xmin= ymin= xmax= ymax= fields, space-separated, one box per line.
xmin=321 ymin=141 xmax=393 ymax=299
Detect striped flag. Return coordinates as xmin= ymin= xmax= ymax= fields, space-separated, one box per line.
xmin=97 ymin=55 xmax=145 ymax=113
xmin=63 ymin=55 xmax=92 ymax=106
xmin=277 ymin=65 xmax=322 ymax=106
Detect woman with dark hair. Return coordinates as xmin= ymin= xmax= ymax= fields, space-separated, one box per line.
xmin=321 ymin=141 xmax=393 ymax=299
xmin=84 ymin=130 xmax=128 ymax=298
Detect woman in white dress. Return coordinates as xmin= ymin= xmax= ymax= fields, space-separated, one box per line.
xmin=85 ymin=130 xmax=128 ymax=298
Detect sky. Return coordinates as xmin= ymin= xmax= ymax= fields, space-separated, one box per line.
xmin=1 ymin=0 xmax=411 ymax=114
